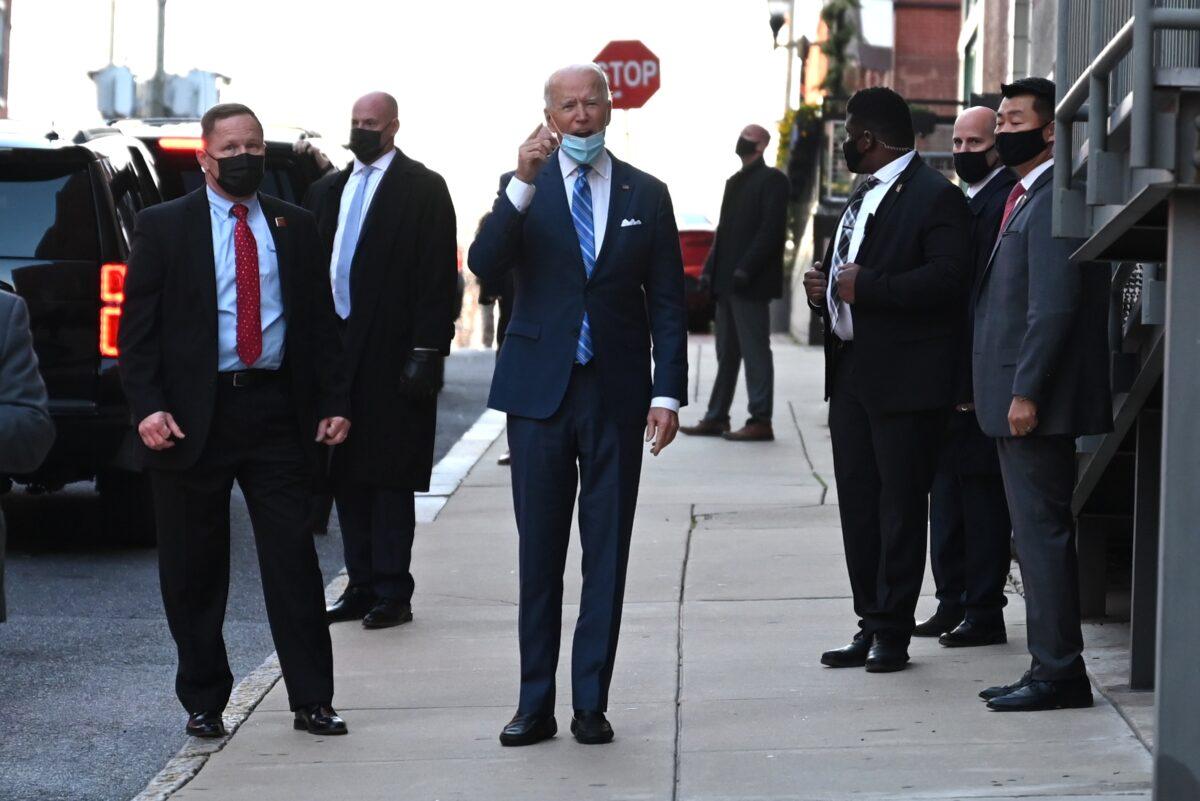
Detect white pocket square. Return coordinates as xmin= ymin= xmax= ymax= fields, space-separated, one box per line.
xmin=620 ymin=218 xmax=643 ymax=227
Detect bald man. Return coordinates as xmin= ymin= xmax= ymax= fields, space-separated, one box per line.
xmin=681 ymin=124 xmax=789 ymax=442
xmin=305 ymin=91 xmax=459 ymax=630
xmin=470 ymin=64 xmax=687 ymax=747
xmin=915 ymin=106 xmax=1016 ymax=644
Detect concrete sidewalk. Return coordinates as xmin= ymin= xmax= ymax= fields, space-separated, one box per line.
xmin=170 ymin=337 xmax=1152 ymax=801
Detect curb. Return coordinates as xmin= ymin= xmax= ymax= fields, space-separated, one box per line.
xmin=129 ymin=408 xmax=507 ymax=801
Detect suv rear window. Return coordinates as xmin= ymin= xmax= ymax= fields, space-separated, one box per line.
xmin=0 ymin=159 xmax=100 ymax=260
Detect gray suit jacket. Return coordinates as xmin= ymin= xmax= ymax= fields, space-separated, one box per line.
xmin=0 ymin=292 xmax=56 ymax=621
xmin=972 ymin=166 xmax=1112 ymax=439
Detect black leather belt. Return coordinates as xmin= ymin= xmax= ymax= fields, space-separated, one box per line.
xmin=218 ymin=369 xmax=282 ymax=388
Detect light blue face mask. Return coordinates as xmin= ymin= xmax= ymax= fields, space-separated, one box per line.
xmin=559 ymin=129 xmax=606 ymax=165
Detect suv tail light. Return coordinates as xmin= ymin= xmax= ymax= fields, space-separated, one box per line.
xmin=157 ymin=137 xmax=204 ymax=152
xmin=99 ymin=262 xmax=126 ymax=357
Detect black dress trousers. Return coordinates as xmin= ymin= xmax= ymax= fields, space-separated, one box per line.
xmin=828 ymin=344 xmax=946 ymax=640
xmin=151 ymin=374 xmax=334 ymax=714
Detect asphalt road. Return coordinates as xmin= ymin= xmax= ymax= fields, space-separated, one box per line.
xmin=0 ymin=349 xmax=496 ymax=801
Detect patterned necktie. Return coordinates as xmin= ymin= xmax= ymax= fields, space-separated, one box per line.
xmin=830 ymin=177 xmax=881 ymax=305
xmin=333 ymin=165 xmax=374 ymax=319
xmin=997 ymin=182 xmax=1027 ymax=240
xmin=231 ymin=203 xmax=262 ymax=367
xmin=571 ymin=164 xmax=595 ymax=365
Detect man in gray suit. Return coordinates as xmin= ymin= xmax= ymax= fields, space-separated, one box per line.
xmin=0 ymin=291 xmax=56 ymax=622
xmin=972 ymin=77 xmax=1112 ymax=712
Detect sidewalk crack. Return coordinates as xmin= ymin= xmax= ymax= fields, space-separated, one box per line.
xmin=672 ymin=503 xmax=698 ymax=801
xmin=788 ymin=400 xmax=828 ymax=504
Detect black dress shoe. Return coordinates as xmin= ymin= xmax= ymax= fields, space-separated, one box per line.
xmin=571 ymin=710 xmax=615 ymax=744
xmin=939 ymin=618 xmax=1007 ymax=648
xmin=979 ymin=670 xmax=1032 ymax=701
xmin=987 ymin=676 xmax=1094 ymax=712
xmin=326 ymin=587 xmax=376 ymax=623
xmin=913 ymin=606 xmax=964 ymax=637
xmin=186 ymin=711 xmax=226 ymax=738
xmin=499 ymin=713 xmax=557 ymax=747
xmin=865 ymin=635 xmax=910 ymax=673
xmin=821 ymin=633 xmax=872 ymax=668
xmin=362 ymin=599 xmax=413 ymax=629
xmin=293 ymin=705 xmax=348 ymax=735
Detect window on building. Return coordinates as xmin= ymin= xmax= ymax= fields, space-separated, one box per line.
xmin=963 ymin=33 xmax=978 ymax=98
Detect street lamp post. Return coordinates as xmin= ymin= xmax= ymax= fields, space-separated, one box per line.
xmin=152 ymin=0 xmax=167 ymax=116
xmin=768 ymin=0 xmax=798 ymax=116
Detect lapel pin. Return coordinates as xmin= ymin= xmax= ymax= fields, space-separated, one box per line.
xmin=274 ymin=216 xmax=287 ymax=227
xmin=621 ymin=184 xmax=631 ymax=190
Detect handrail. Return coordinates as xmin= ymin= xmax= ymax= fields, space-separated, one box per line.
xmin=1054 ymin=4 xmax=1200 ymax=200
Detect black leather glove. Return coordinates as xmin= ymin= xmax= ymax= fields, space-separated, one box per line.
xmin=398 ymin=350 xmax=443 ymax=400
xmin=732 ymin=269 xmax=751 ymax=292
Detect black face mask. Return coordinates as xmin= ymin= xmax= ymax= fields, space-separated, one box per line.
xmin=842 ymin=134 xmax=866 ymax=174
xmin=995 ymin=124 xmax=1050 ymax=167
xmin=207 ymin=152 xmax=265 ymax=198
xmin=953 ymin=148 xmax=996 ymax=184
xmin=348 ymin=127 xmax=386 ymax=163
xmin=735 ymin=136 xmax=758 ymax=157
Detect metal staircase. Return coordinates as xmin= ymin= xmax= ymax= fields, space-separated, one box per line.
xmin=1053 ymin=0 xmax=1200 ymax=796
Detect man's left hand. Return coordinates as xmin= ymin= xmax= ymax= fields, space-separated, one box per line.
xmin=398 ymin=350 xmax=443 ymax=399
xmin=317 ymin=416 xmax=351 ymax=445
xmin=645 ymin=408 xmax=679 ymax=457
xmin=835 ymin=264 xmax=861 ymax=303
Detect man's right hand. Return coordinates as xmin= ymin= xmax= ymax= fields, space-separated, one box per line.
xmin=516 ymin=124 xmax=559 ymax=183
xmin=804 ymin=261 xmax=828 ymax=305
xmin=138 ymin=411 xmax=185 ymax=451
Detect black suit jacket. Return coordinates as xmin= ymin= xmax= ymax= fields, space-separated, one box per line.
xmin=941 ymin=168 xmax=1016 ymax=475
xmin=703 ymin=158 xmax=790 ymax=300
xmin=119 ymin=188 xmax=348 ymax=471
xmin=304 ymin=150 xmax=458 ymax=491
xmin=817 ymin=155 xmax=971 ymax=414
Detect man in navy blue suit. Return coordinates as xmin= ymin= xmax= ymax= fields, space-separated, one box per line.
xmin=470 ymin=63 xmax=688 ymax=747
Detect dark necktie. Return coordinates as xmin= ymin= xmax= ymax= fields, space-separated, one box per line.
xmin=231 ymin=203 xmax=262 ymax=367
xmin=571 ymin=164 xmax=595 ymax=364
xmin=830 ymin=176 xmax=881 ymax=305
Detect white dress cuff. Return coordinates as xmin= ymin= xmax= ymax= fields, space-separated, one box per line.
xmin=650 ymin=397 xmax=680 ymax=413
xmin=505 ymin=177 xmax=535 ymax=213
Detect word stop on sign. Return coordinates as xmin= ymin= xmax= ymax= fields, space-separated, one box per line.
xmin=600 ymin=59 xmax=659 ymax=95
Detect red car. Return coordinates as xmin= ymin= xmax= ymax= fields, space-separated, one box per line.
xmin=677 ymin=213 xmax=716 ymax=331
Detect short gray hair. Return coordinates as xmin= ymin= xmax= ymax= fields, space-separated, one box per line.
xmin=543 ymin=64 xmax=611 ymax=109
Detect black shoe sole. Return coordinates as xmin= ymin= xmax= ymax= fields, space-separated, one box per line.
xmin=865 ymin=660 xmax=909 ymax=673
xmin=499 ymin=719 xmax=557 ymax=747
xmin=940 ymin=633 xmax=1007 ymax=648
xmin=821 ymin=655 xmax=868 ymax=668
xmin=362 ymin=612 xmax=414 ymax=630
xmin=987 ymin=694 xmax=1094 ymax=712
xmin=185 ymin=727 xmax=226 ymax=738
xmin=570 ymin=721 xmax=615 ymax=744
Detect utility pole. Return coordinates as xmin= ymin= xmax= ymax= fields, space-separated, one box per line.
xmin=152 ymin=0 xmax=166 ymax=116
xmin=108 ymin=0 xmax=116 ymax=64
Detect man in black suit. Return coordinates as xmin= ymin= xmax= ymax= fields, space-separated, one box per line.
xmin=914 ymin=106 xmax=1016 ymax=645
xmin=680 ymin=123 xmax=789 ymax=442
xmin=119 ymin=103 xmax=351 ymax=737
xmin=305 ymin=91 xmax=459 ymax=630
xmin=974 ymin=78 xmax=1112 ymax=711
xmin=802 ymin=87 xmax=970 ymax=673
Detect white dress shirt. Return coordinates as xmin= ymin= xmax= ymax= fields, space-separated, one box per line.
xmin=504 ymin=149 xmax=678 ymax=413
xmin=827 ymin=149 xmax=917 ymax=341
xmin=1019 ymin=157 xmax=1053 ymax=190
xmin=966 ymin=165 xmax=1007 ymax=199
xmin=328 ymin=147 xmax=397 ymax=284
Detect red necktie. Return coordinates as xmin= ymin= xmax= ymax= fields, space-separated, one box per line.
xmin=231 ymin=203 xmax=262 ymax=367
xmin=997 ymin=182 xmax=1027 ymax=239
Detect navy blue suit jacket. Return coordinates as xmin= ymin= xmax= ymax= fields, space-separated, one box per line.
xmin=469 ymin=152 xmax=688 ymax=425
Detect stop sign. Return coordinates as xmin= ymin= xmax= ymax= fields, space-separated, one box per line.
xmin=594 ymin=40 xmax=661 ymax=110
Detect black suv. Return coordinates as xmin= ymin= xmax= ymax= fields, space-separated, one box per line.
xmin=1 ymin=120 xmax=345 ymax=544
xmin=0 ymin=123 xmax=163 ymax=542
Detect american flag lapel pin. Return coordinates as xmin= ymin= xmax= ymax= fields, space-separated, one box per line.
xmin=621 ymin=184 xmax=631 ymax=190
xmin=274 ymin=216 xmax=287 ymax=227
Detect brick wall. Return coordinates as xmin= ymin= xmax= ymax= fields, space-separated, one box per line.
xmin=893 ymin=0 xmax=963 ymax=103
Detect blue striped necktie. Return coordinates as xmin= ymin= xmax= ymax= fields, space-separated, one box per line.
xmin=571 ymin=164 xmax=595 ymax=364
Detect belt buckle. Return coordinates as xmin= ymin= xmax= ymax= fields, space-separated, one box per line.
xmin=232 ymin=371 xmax=249 ymax=388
